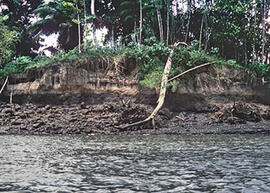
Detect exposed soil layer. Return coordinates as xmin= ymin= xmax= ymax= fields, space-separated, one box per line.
xmin=1 ymin=97 xmax=270 ymax=135
xmin=1 ymin=58 xmax=270 ymax=135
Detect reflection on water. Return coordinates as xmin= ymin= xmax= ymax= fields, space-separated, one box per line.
xmin=0 ymin=134 xmax=270 ymax=192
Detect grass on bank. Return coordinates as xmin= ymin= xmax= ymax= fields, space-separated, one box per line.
xmin=0 ymin=38 xmax=269 ymax=89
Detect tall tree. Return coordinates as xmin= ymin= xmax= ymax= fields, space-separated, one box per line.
xmin=1 ymin=0 xmax=41 ymax=57
xmin=83 ymin=0 xmax=87 ymax=51
xmin=155 ymin=0 xmax=164 ymax=42
xmin=139 ymin=0 xmax=143 ymax=45
xmin=30 ymin=0 xmax=83 ymax=51
xmin=0 ymin=16 xmax=20 ymax=66
xmin=261 ymin=0 xmax=266 ymax=64
xmin=76 ymin=0 xmax=81 ymax=53
xmin=184 ymin=0 xmax=191 ymax=43
xmin=252 ymin=0 xmax=257 ymax=63
xmin=166 ymin=0 xmax=170 ymax=45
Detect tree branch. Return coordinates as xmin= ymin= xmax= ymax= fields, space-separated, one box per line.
xmin=168 ymin=61 xmax=215 ymax=82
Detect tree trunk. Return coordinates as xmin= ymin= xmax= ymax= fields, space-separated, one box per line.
xmin=132 ymin=20 xmax=138 ymax=44
xmin=76 ymin=1 xmax=81 ymax=54
xmin=91 ymin=0 xmax=96 ymax=46
xmin=199 ymin=14 xmax=204 ymax=50
xmin=155 ymin=2 xmax=164 ymax=42
xmin=0 ymin=76 xmax=8 ymax=95
xmin=111 ymin=26 xmax=115 ymax=49
xmin=91 ymin=0 xmax=95 ymax=15
xmin=245 ymin=41 xmax=248 ymax=65
xmin=171 ymin=8 xmax=175 ymax=43
xmin=166 ymin=0 xmax=170 ymax=45
xmin=9 ymin=84 xmax=13 ymax=105
xmin=185 ymin=0 xmax=191 ymax=43
xmin=83 ymin=0 xmax=87 ymax=52
xmin=139 ymin=0 xmax=143 ymax=46
xmin=252 ymin=0 xmax=257 ymax=63
xmin=261 ymin=0 xmax=266 ymax=64
xmin=204 ymin=14 xmax=209 ymax=52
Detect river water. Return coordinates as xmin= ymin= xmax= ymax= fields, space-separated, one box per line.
xmin=0 ymin=134 xmax=269 ymax=192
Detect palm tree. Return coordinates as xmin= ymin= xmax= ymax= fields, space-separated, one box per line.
xmin=29 ymin=0 xmax=82 ymax=51
xmin=1 ymin=0 xmax=41 ymax=56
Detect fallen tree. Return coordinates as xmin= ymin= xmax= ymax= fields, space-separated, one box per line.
xmin=117 ymin=43 xmax=216 ymax=130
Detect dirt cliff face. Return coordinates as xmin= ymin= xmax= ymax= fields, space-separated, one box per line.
xmin=7 ymin=59 xmax=138 ymax=96
xmin=3 ymin=60 xmax=270 ymax=110
xmin=164 ymin=66 xmax=270 ymax=111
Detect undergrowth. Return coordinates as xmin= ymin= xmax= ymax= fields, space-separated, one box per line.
xmin=1 ymin=38 xmax=269 ymax=88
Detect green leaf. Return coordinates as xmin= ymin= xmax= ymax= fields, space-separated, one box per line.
xmin=120 ymin=1 xmax=133 ymax=6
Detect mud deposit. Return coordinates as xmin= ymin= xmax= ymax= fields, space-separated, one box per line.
xmin=1 ymin=99 xmax=270 ymax=135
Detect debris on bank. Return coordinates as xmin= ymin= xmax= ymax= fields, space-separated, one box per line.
xmin=1 ymin=100 xmax=270 ymax=135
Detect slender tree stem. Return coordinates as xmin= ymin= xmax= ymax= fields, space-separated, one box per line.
xmin=139 ymin=0 xmax=143 ymax=46
xmin=83 ymin=0 xmax=87 ymax=52
xmin=0 ymin=76 xmax=8 ymax=95
xmin=199 ymin=14 xmax=204 ymax=50
xmin=168 ymin=62 xmax=215 ymax=82
xmin=155 ymin=1 xmax=164 ymax=42
xmin=166 ymin=0 xmax=170 ymax=45
xmin=76 ymin=0 xmax=81 ymax=54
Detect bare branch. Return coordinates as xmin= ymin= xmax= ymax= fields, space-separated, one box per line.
xmin=168 ymin=62 xmax=215 ymax=82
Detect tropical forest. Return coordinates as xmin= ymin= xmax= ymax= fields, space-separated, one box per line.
xmin=1 ymin=1 xmax=270 ymax=192
xmin=0 ymin=0 xmax=270 ymax=133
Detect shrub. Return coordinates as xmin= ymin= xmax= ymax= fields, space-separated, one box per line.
xmin=0 ymin=56 xmax=32 ymax=79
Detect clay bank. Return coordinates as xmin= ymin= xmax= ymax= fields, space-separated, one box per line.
xmin=1 ymin=59 xmax=270 ymax=135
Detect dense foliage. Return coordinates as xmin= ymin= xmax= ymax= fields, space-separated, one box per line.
xmin=0 ymin=0 xmax=269 ymax=86
xmin=0 ymin=16 xmax=20 ymax=66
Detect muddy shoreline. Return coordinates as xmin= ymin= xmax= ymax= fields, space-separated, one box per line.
xmin=1 ymin=59 xmax=270 ymax=135
xmin=1 ymin=99 xmax=270 ymax=135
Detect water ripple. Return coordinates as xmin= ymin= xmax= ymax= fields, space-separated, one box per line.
xmin=0 ymin=134 xmax=269 ymax=192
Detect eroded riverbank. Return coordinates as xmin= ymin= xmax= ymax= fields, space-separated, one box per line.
xmin=1 ymin=60 xmax=270 ymax=135
xmin=1 ymin=98 xmax=270 ymax=135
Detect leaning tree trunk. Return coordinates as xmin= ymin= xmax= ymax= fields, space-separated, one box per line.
xmin=117 ymin=42 xmax=187 ymax=130
xmin=0 ymin=76 xmax=8 ymax=95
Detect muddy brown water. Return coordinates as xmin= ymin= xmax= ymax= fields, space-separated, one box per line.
xmin=0 ymin=134 xmax=270 ymax=192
